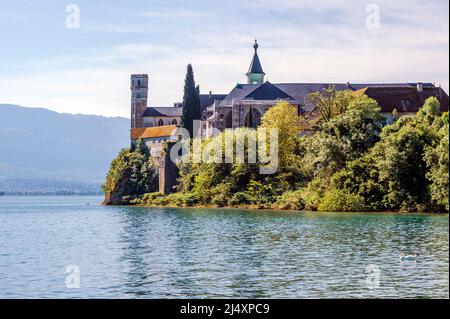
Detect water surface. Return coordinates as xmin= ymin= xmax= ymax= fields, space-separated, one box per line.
xmin=0 ymin=195 xmax=448 ymax=298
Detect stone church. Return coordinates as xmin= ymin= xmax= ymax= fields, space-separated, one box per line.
xmin=130 ymin=40 xmax=449 ymax=149
xmin=129 ymin=40 xmax=448 ymax=194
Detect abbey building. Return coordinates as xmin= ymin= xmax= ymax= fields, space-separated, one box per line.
xmin=130 ymin=40 xmax=449 ymax=150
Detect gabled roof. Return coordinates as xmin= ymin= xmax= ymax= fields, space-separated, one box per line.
xmin=219 ymin=82 xmax=448 ymax=111
xmin=220 ymin=84 xmax=261 ymax=105
xmin=143 ymin=107 xmax=182 ymax=117
xmin=244 ymin=81 xmax=294 ymax=100
xmin=130 ymin=125 xmax=177 ymax=140
xmin=354 ymin=86 xmax=449 ymax=113
xmin=143 ymin=94 xmax=227 ymax=117
xmin=199 ymin=94 xmax=227 ymax=110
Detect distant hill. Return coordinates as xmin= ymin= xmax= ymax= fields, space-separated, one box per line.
xmin=0 ymin=104 xmax=129 ymax=194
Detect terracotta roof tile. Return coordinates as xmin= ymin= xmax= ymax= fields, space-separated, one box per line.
xmin=130 ymin=125 xmax=177 ymax=140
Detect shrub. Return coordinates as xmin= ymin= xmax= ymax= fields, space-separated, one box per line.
xmin=229 ymin=192 xmax=250 ymax=206
xmin=246 ymin=180 xmax=276 ymax=204
xmin=318 ymin=189 xmax=366 ymax=212
xmin=210 ymin=183 xmax=232 ymax=207
xmin=274 ymin=190 xmax=305 ymax=210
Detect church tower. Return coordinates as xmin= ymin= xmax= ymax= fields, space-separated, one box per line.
xmin=130 ymin=74 xmax=148 ymax=128
xmin=246 ymin=40 xmax=265 ymax=84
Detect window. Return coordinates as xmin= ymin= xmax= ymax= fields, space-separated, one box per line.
xmin=224 ymin=111 xmax=232 ymax=128
xmin=158 ymin=119 xmax=164 ymax=126
xmin=172 ymin=119 xmax=178 ymax=125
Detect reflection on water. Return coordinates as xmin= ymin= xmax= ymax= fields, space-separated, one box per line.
xmin=0 ymin=196 xmax=448 ymax=298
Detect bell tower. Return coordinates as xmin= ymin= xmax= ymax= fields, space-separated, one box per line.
xmin=246 ymin=40 xmax=265 ymax=84
xmin=130 ymin=74 xmax=148 ymax=128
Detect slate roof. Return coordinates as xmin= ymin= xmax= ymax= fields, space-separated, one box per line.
xmin=143 ymin=94 xmax=226 ymax=117
xmin=143 ymin=83 xmax=448 ymax=118
xmin=247 ymin=41 xmax=264 ymax=75
xmin=143 ymin=107 xmax=182 ymax=117
xmin=199 ymin=94 xmax=227 ymax=110
xmin=244 ymin=81 xmax=295 ymax=100
xmin=247 ymin=51 xmax=264 ymax=75
xmin=219 ymin=82 xmax=449 ymax=113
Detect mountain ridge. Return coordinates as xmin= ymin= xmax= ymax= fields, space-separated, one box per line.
xmin=0 ymin=104 xmax=130 ymax=194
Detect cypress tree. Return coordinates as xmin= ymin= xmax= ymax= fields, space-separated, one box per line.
xmin=181 ymin=64 xmax=200 ymax=138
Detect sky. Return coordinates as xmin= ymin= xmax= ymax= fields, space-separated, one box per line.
xmin=0 ymin=0 xmax=448 ymax=118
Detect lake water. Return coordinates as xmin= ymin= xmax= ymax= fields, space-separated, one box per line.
xmin=0 ymin=195 xmax=448 ymax=298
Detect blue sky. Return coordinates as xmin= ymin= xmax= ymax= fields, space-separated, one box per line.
xmin=0 ymin=0 xmax=448 ymax=117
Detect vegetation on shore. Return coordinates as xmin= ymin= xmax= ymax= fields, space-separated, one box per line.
xmin=102 ymin=139 xmax=158 ymax=205
xmin=104 ymin=87 xmax=449 ymax=212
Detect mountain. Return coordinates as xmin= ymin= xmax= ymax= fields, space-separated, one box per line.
xmin=0 ymin=104 xmax=130 ymax=194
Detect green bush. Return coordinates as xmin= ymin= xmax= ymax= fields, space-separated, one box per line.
xmin=229 ymin=192 xmax=250 ymax=206
xmin=274 ymin=190 xmax=305 ymax=210
xmin=246 ymin=180 xmax=276 ymax=204
xmin=210 ymin=183 xmax=232 ymax=207
xmin=318 ymin=189 xmax=366 ymax=212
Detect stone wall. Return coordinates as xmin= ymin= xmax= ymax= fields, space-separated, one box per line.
xmin=155 ymin=142 xmax=179 ymax=194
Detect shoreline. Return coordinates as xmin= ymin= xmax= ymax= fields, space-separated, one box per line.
xmin=107 ymin=202 xmax=449 ymax=214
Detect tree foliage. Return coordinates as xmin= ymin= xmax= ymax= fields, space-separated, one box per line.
xmin=103 ymin=141 xmax=158 ymax=204
xmin=424 ymin=116 xmax=449 ymax=210
xmin=181 ymin=64 xmax=201 ymax=138
xmin=114 ymin=90 xmax=448 ymax=213
xmin=328 ymin=98 xmax=447 ymax=212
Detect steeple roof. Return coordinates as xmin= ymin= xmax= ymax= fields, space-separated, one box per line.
xmin=245 ymin=81 xmax=294 ymax=100
xmin=247 ymin=40 xmax=265 ymax=75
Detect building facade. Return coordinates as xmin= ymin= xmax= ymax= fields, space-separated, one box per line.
xmin=129 ymin=40 xmax=449 ymax=194
xmin=131 ymin=40 xmax=449 ymax=141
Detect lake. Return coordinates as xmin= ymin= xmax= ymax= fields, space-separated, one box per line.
xmin=0 ymin=195 xmax=448 ymax=298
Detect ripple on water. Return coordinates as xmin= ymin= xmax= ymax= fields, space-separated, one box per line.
xmin=0 ymin=196 xmax=448 ymax=298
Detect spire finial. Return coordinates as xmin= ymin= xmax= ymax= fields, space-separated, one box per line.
xmin=253 ymin=39 xmax=258 ymax=51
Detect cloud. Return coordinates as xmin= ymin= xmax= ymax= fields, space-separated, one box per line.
xmin=138 ymin=8 xmax=209 ymax=18
xmin=0 ymin=0 xmax=447 ymax=117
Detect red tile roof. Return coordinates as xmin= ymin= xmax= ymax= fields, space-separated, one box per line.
xmin=354 ymin=86 xmax=449 ymax=113
xmin=130 ymin=125 xmax=177 ymax=140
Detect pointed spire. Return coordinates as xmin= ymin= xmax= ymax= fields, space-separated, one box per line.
xmin=247 ymin=40 xmax=264 ymax=75
xmin=246 ymin=40 xmax=265 ymax=84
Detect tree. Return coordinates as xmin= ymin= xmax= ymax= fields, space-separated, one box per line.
xmin=103 ymin=146 xmax=158 ymax=205
xmin=424 ymin=116 xmax=449 ymax=211
xmin=300 ymin=94 xmax=383 ymax=181
xmin=305 ymin=86 xmax=355 ymax=123
xmin=261 ymin=101 xmax=301 ymax=170
xmin=181 ymin=64 xmax=200 ymax=138
xmin=329 ymin=98 xmax=445 ymax=212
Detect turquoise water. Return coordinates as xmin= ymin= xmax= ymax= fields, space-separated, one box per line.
xmin=0 ymin=195 xmax=448 ymax=298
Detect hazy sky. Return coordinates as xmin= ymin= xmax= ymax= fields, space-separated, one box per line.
xmin=0 ymin=0 xmax=448 ymax=117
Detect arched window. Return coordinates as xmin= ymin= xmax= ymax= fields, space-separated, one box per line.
xmin=158 ymin=119 xmax=164 ymax=126
xmin=224 ymin=111 xmax=232 ymax=128
xmin=244 ymin=107 xmax=262 ymax=128
xmin=172 ymin=119 xmax=178 ymax=125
